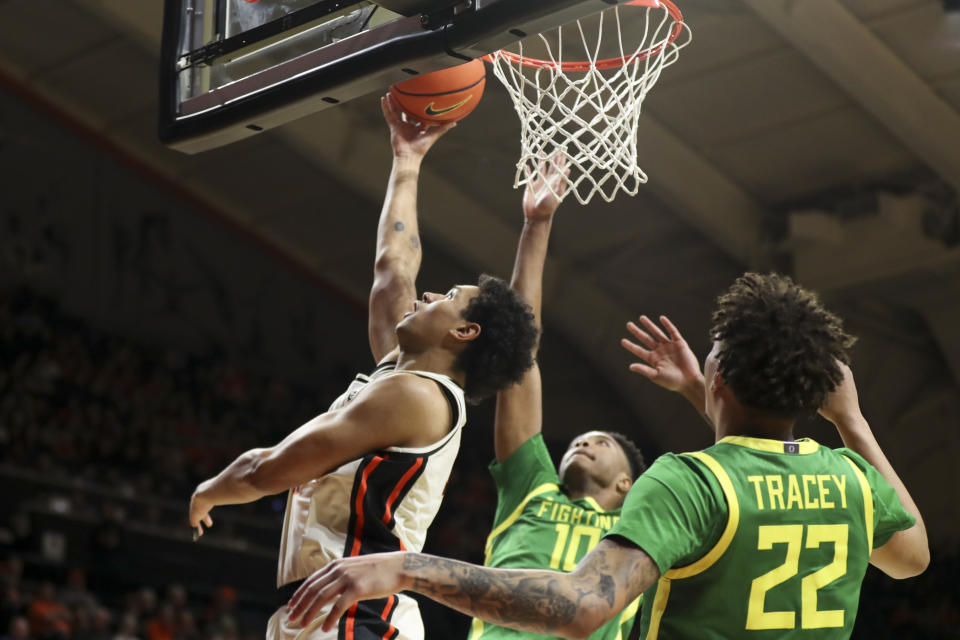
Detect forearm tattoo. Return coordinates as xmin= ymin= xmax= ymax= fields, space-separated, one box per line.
xmin=402 ymin=542 xmax=657 ymax=635
xmin=404 ymin=555 xmax=576 ymax=633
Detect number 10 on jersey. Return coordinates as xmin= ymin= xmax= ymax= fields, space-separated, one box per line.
xmin=550 ymin=524 xmax=602 ymax=571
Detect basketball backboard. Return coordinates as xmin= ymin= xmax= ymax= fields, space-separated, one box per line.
xmin=159 ymin=0 xmax=628 ymax=153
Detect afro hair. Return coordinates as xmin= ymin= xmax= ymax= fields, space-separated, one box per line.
xmin=710 ymin=272 xmax=856 ymax=418
xmin=455 ymin=274 xmax=538 ymax=404
xmin=605 ymin=431 xmax=647 ymax=480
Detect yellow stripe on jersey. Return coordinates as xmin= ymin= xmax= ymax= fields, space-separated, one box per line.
xmin=720 ymin=435 xmax=819 ymax=455
xmin=645 ymin=576 xmax=672 ymax=640
xmin=583 ymin=495 xmax=606 ymax=513
xmin=468 ymin=617 xmax=484 ymax=640
xmin=614 ymin=595 xmax=641 ymax=640
xmin=665 ymin=451 xmax=740 ymax=579
xmin=842 ymin=456 xmax=874 ymax=552
xmin=483 ymin=483 xmax=558 ymax=564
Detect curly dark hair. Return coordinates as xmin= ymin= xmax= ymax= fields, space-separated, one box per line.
xmin=455 ymin=274 xmax=537 ymax=404
xmin=710 ymin=272 xmax=856 ymax=417
xmin=604 ymin=431 xmax=646 ymax=480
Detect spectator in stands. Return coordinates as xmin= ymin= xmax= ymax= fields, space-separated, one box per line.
xmin=28 ymin=582 xmax=71 ymax=639
xmin=60 ymin=569 xmax=97 ymax=611
xmin=87 ymin=608 xmax=112 ymax=640
xmin=112 ymin=614 xmax=139 ymax=640
xmin=145 ymin=604 xmax=175 ymax=640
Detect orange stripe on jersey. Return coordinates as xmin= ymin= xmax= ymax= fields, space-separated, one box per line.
xmin=345 ymin=602 xmax=360 ymax=640
xmin=380 ymin=595 xmax=398 ymax=640
xmin=349 ymin=455 xmax=386 ymax=557
xmin=382 ymin=457 xmax=425 ymax=525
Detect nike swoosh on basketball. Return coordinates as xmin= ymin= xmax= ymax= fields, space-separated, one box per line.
xmin=424 ymin=96 xmax=472 ymax=117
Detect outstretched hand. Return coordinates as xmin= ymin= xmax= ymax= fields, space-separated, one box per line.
xmin=381 ymin=93 xmax=456 ymax=160
xmin=287 ymin=553 xmax=407 ymax=632
xmin=621 ymin=315 xmax=703 ymax=393
xmin=522 ymin=153 xmax=570 ymax=222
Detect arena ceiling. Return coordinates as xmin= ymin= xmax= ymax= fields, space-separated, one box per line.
xmin=0 ymin=0 xmax=958 ymax=544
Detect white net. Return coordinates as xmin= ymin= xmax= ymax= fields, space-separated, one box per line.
xmin=486 ymin=0 xmax=691 ymax=205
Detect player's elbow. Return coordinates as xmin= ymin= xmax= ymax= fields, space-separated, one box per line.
xmin=554 ymin=599 xmax=609 ymax=640
xmin=912 ymin=547 xmax=931 ymax=576
xmin=878 ymin=545 xmax=930 ymax=579
xmin=895 ymin=546 xmax=930 ymax=579
xmin=563 ymin=612 xmax=606 ymax=640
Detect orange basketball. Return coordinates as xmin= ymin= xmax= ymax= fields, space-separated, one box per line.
xmin=390 ymin=59 xmax=485 ymax=125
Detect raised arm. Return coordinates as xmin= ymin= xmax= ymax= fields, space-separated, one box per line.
xmin=494 ymin=156 xmax=568 ymax=461
xmin=368 ymin=95 xmax=456 ymax=363
xmin=188 ymin=374 xmax=450 ymax=536
xmin=818 ymin=363 xmax=929 ymax=579
xmin=287 ymin=538 xmax=658 ymax=640
xmin=620 ymin=315 xmax=712 ymax=430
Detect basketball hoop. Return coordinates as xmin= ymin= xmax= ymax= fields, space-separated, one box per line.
xmin=484 ymin=0 xmax=691 ymax=205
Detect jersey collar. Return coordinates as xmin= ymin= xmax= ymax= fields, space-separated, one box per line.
xmin=582 ymin=496 xmax=606 ymax=512
xmin=717 ymin=435 xmax=819 ymax=455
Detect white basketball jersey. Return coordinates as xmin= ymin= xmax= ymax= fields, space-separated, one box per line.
xmin=268 ymin=361 xmax=466 ymax=640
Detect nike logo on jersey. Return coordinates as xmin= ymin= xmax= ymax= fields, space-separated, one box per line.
xmin=424 ymin=96 xmax=472 ymax=117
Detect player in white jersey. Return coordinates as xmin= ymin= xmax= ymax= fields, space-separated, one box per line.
xmin=187 ymin=94 xmax=539 ymax=640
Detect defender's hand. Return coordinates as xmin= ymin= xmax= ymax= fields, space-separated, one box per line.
xmin=288 ymin=553 xmax=408 ymax=632
xmin=522 ymin=153 xmax=569 ymax=222
xmin=381 ymin=93 xmax=456 ymax=160
xmin=818 ymin=361 xmax=863 ymax=427
xmin=621 ymin=315 xmax=703 ymax=392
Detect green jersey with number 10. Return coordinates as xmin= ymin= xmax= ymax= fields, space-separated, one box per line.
xmin=607 ymin=436 xmax=915 ymax=640
xmin=470 ymin=434 xmax=639 ymax=640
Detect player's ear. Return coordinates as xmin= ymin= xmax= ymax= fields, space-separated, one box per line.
xmin=709 ymin=369 xmax=725 ymax=395
xmin=616 ymin=472 xmax=632 ymax=497
xmin=449 ymin=322 xmax=481 ymax=344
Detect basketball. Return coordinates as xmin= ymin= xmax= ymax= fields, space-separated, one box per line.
xmin=390 ymin=59 xmax=486 ymax=125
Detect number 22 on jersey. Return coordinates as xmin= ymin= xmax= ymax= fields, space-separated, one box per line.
xmin=746 ymin=523 xmax=848 ymax=630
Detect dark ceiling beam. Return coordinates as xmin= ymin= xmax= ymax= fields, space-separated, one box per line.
xmin=743 ymin=0 xmax=960 ymax=194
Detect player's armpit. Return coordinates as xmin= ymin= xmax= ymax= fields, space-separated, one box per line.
xmin=248 ymin=374 xmax=451 ymax=493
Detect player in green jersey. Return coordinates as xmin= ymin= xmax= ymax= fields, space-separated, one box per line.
xmin=469 ymin=156 xmax=645 ymax=640
xmin=284 ymin=272 xmax=928 ymax=640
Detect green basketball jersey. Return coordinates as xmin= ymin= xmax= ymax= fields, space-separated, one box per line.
xmin=470 ymin=434 xmax=639 ymax=640
xmin=607 ymin=435 xmax=916 ymax=640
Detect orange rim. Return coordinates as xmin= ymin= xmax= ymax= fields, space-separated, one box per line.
xmin=482 ymin=0 xmax=684 ymax=71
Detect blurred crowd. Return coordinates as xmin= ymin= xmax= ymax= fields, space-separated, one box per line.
xmin=0 ymin=289 xmax=956 ymax=639
xmin=0 ymin=290 xmax=321 ymax=511
xmin=0 ymin=556 xmax=255 ymax=640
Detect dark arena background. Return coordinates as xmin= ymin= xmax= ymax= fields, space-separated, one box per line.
xmin=1 ymin=1 xmax=959 ymax=640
